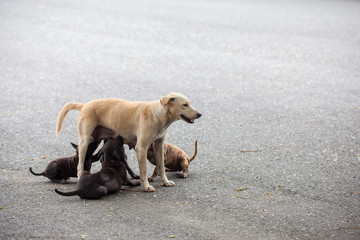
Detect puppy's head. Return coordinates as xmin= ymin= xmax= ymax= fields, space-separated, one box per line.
xmin=102 ymin=136 xmax=125 ymax=162
xmin=160 ymin=93 xmax=202 ymax=124
xmin=73 ymin=140 xmax=99 ymax=160
xmin=180 ymin=157 xmax=190 ymax=178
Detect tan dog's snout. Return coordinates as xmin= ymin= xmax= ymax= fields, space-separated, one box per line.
xmin=195 ymin=111 xmax=202 ymax=119
xmin=180 ymin=106 xmax=201 ymax=124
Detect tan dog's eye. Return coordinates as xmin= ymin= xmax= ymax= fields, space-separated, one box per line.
xmin=183 ymin=103 xmax=188 ymax=107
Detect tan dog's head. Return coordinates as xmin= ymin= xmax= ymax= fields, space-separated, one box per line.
xmin=160 ymin=93 xmax=202 ymax=124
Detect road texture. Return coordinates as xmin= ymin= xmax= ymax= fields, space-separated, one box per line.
xmin=1 ymin=0 xmax=359 ymax=239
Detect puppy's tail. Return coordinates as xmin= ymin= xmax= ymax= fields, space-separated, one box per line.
xmin=54 ymin=188 xmax=81 ymax=197
xmin=29 ymin=167 xmax=44 ymax=176
xmin=56 ymin=102 xmax=84 ymax=135
xmin=189 ymin=140 xmax=198 ymax=162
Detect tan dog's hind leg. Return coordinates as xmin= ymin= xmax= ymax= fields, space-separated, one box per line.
xmin=153 ymin=139 xmax=176 ymax=187
xmin=77 ymin=137 xmax=90 ymax=177
xmin=77 ymin=119 xmax=96 ymax=177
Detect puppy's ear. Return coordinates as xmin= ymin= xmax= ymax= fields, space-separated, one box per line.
xmin=70 ymin=142 xmax=78 ymax=149
xmin=160 ymin=96 xmax=175 ymax=107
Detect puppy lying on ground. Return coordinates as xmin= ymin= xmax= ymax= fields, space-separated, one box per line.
xmin=29 ymin=126 xmax=139 ymax=183
xmin=147 ymin=140 xmax=198 ymax=181
xmin=29 ymin=140 xmax=100 ymax=183
xmin=55 ymin=136 xmax=140 ymax=199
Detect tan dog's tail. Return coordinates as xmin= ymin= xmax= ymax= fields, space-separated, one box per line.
xmin=189 ymin=140 xmax=198 ymax=162
xmin=56 ymin=102 xmax=84 ymax=135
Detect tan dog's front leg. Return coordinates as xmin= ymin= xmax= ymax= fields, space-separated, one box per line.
xmin=136 ymin=144 xmax=156 ymax=192
xmin=153 ymin=139 xmax=176 ymax=187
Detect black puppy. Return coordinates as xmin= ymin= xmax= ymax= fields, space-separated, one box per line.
xmin=92 ymin=142 xmax=140 ymax=180
xmin=55 ymin=136 xmax=140 ymax=199
xmin=29 ymin=140 xmax=100 ymax=183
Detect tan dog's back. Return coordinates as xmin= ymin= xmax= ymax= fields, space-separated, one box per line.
xmin=79 ymin=99 xmax=138 ymax=136
xmin=57 ymin=98 xmax=162 ymax=145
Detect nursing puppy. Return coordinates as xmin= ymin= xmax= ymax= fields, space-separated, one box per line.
xmin=29 ymin=126 xmax=117 ymax=183
xmin=147 ymin=140 xmax=198 ymax=181
xmin=56 ymin=93 xmax=201 ymax=192
xmin=91 ymin=127 xmax=140 ymax=180
xmin=55 ymin=136 xmax=140 ymax=199
xmin=29 ymin=140 xmax=100 ymax=183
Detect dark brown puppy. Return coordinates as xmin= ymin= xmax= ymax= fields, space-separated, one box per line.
xmin=29 ymin=126 xmax=117 ymax=183
xmin=147 ymin=140 xmax=198 ymax=181
xmin=55 ymin=136 xmax=140 ymax=199
xmin=29 ymin=140 xmax=100 ymax=183
xmin=90 ymin=127 xmax=140 ymax=180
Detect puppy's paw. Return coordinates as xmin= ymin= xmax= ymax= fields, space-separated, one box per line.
xmin=128 ymin=179 xmax=141 ymax=186
xmin=52 ymin=179 xmax=68 ymax=184
xmin=132 ymin=174 xmax=140 ymax=180
xmin=182 ymin=173 xmax=188 ymax=178
xmin=144 ymin=185 xmax=156 ymax=192
xmin=63 ymin=177 xmax=71 ymax=183
xmin=162 ymin=180 xmax=176 ymax=187
xmin=148 ymin=175 xmax=158 ymax=182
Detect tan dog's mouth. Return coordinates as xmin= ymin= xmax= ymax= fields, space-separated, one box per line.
xmin=181 ymin=114 xmax=195 ymax=124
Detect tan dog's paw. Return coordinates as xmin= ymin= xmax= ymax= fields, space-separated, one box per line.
xmin=162 ymin=180 xmax=176 ymax=187
xmin=144 ymin=184 xmax=156 ymax=192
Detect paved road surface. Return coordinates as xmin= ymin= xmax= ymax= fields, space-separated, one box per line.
xmin=1 ymin=0 xmax=359 ymax=239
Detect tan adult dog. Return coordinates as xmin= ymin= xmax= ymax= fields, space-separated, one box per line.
xmin=56 ymin=93 xmax=202 ymax=192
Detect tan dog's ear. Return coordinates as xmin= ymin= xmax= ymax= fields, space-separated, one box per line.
xmin=160 ymin=96 xmax=175 ymax=107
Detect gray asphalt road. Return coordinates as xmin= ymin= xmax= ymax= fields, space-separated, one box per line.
xmin=1 ymin=0 xmax=359 ymax=239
